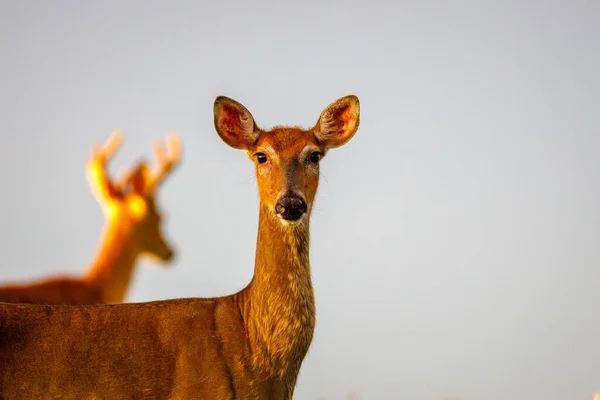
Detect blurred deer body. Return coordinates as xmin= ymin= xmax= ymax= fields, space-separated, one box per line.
xmin=0 ymin=133 xmax=180 ymax=305
xmin=0 ymin=95 xmax=360 ymax=400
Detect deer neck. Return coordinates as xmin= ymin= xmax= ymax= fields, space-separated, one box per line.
xmin=84 ymin=218 xmax=140 ymax=304
xmin=244 ymin=204 xmax=316 ymax=378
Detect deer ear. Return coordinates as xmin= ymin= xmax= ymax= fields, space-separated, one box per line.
xmin=314 ymin=95 xmax=360 ymax=149
xmin=214 ymin=96 xmax=259 ymax=150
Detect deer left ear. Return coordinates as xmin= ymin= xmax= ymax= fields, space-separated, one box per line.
xmin=314 ymin=95 xmax=360 ymax=149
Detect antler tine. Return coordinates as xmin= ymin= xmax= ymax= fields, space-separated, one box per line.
xmin=149 ymin=132 xmax=181 ymax=191
xmin=86 ymin=131 xmax=125 ymax=202
xmin=101 ymin=131 xmax=125 ymax=162
xmin=88 ymin=131 xmax=123 ymax=163
xmin=167 ymin=133 xmax=182 ymax=167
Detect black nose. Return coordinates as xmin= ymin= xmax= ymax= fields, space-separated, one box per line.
xmin=275 ymin=196 xmax=307 ymax=221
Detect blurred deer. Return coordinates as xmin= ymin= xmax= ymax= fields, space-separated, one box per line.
xmin=0 ymin=132 xmax=180 ymax=305
xmin=0 ymin=95 xmax=360 ymax=400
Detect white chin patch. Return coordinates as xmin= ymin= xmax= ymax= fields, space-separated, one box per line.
xmin=278 ymin=215 xmax=303 ymax=227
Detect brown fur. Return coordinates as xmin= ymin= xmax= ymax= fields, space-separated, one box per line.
xmin=0 ymin=133 xmax=180 ymax=305
xmin=0 ymin=95 xmax=360 ymax=399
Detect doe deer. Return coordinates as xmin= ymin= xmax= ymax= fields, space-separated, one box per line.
xmin=0 ymin=132 xmax=180 ymax=305
xmin=0 ymin=95 xmax=360 ymax=400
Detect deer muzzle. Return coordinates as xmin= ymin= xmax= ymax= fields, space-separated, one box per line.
xmin=275 ymin=194 xmax=307 ymax=221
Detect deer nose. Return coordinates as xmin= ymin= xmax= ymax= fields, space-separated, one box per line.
xmin=275 ymin=196 xmax=307 ymax=221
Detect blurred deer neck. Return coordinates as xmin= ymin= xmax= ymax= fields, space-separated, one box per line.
xmin=85 ymin=219 xmax=139 ymax=304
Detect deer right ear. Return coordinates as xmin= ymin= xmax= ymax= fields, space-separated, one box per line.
xmin=214 ymin=96 xmax=259 ymax=150
xmin=314 ymin=95 xmax=360 ymax=149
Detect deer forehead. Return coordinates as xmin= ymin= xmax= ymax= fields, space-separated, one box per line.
xmin=255 ymin=128 xmax=320 ymax=157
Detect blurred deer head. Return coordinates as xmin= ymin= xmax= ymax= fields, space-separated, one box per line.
xmin=85 ymin=132 xmax=181 ymax=263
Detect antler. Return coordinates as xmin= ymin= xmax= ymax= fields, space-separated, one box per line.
xmin=86 ymin=131 xmax=125 ymax=203
xmin=146 ymin=133 xmax=181 ymax=193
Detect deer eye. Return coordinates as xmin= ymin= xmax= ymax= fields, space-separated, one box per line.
xmin=255 ymin=153 xmax=267 ymax=164
xmin=309 ymin=152 xmax=322 ymax=164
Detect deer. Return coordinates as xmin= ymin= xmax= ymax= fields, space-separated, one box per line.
xmin=0 ymin=132 xmax=181 ymax=305
xmin=0 ymin=94 xmax=360 ymax=400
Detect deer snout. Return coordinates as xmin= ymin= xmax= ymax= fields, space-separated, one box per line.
xmin=275 ymin=195 xmax=307 ymax=221
xmin=155 ymin=245 xmax=176 ymax=264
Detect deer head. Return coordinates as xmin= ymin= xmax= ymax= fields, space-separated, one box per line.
xmin=213 ymin=95 xmax=360 ymax=225
xmin=85 ymin=132 xmax=181 ymax=263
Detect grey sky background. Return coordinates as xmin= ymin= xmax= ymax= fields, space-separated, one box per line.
xmin=0 ymin=1 xmax=599 ymax=399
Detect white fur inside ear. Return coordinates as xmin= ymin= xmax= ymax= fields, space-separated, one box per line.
xmin=239 ymin=112 xmax=255 ymax=138
xmin=315 ymin=96 xmax=360 ymax=148
xmin=318 ymin=111 xmax=340 ymax=141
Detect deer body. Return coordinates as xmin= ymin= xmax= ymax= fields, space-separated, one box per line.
xmin=0 ymin=133 xmax=180 ymax=305
xmin=0 ymin=95 xmax=360 ymax=399
xmin=0 ymin=298 xmax=248 ymax=399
